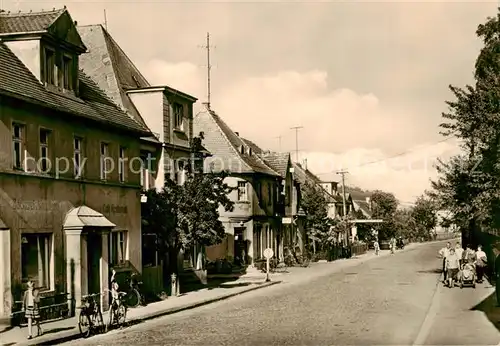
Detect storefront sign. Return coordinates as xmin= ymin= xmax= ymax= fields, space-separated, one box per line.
xmin=102 ymin=204 xmax=128 ymax=214
xmin=10 ymin=199 xmax=60 ymax=211
xmin=282 ymin=217 xmax=292 ymax=224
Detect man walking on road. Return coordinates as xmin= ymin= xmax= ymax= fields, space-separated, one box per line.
xmin=439 ymin=242 xmax=451 ymax=282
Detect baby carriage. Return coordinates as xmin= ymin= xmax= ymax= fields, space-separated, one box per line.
xmin=459 ymin=262 xmax=476 ymax=289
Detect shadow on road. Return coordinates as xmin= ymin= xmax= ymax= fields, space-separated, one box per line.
xmin=417 ymin=268 xmax=442 ymax=274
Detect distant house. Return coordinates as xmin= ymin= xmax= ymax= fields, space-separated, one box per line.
xmin=194 ymin=108 xmax=281 ymax=266
xmin=241 ymin=139 xmax=304 ymax=259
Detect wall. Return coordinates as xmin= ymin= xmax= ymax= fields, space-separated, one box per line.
xmin=128 ymin=91 xmax=164 ymax=140
xmin=0 ymin=98 xmax=142 ymax=185
xmin=0 ymin=173 xmax=142 ymax=297
xmin=5 ymin=40 xmax=41 ymax=81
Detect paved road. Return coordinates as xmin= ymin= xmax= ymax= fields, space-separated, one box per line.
xmin=64 ymin=242 xmax=500 ymax=345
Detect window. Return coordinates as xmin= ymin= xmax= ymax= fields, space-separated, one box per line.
xmin=21 ymin=233 xmax=52 ymax=289
xmin=44 ymin=48 xmax=55 ymax=85
xmin=173 ymin=103 xmax=184 ymax=131
xmin=74 ymin=137 xmax=83 ymax=178
xmin=62 ymin=55 xmax=72 ymax=90
xmin=140 ymin=152 xmax=152 ymax=190
xmin=237 ymin=181 xmax=248 ymax=201
xmin=119 ymin=147 xmax=126 ymax=183
xmin=39 ymin=129 xmax=51 ymax=173
xmin=109 ymin=231 xmax=127 ymax=266
xmin=240 ymin=146 xmax=245 ymax=154
xmin=12 ymin=123 xmax=24 ymax=170
xmin=267 ymin=183 xmax=272 ymax=206
xmin=100 ymin=143 xmax=109 ymax=181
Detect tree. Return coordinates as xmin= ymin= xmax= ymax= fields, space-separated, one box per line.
xmin=431 ymin=9 xmax=500 ymax=245
xmin=301 ymin=182 xmax=331 ymax=254
xmin=141 ymin=135 xmax=235 ymax=282
xmin=411 ymin=195 xmax=438 ymax=241
xmin=393 ymin=208 xmax=415 ymax=240
xmin=370 ymin=190 xmax=398 ymax=240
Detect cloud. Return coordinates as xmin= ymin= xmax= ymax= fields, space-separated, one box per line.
xmin=137 ymin=60 xmax=461 ymax=201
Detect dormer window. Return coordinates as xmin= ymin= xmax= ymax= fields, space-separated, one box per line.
xmin=43 ymin=48 xmax=56 ymax=85
xmin=173 ymin=103 xmax=184 ymax=132
xmin=61 ymin=55 xmax=73 ymax=90
xmin=247 ymin=147 xmax=252 ymax=155
xmin=240 ymin=145 xmax=245 ymax=154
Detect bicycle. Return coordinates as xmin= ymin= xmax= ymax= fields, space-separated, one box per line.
xmin=125 ymin=273 xmax=146 ymax=308
xmin=78 ymin=293 xmax=104 ymax=338
xmin=106 ymin=290 xmax=127 ymax=331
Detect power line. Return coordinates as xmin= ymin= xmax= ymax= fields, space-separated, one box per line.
xmin=313 ymin=136 xmax=455 ymax=177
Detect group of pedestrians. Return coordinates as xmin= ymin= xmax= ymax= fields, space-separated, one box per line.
xmin=438 ymin=241 xmax=488 ymax=287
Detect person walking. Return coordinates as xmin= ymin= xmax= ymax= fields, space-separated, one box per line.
xmin=445 ymin=248 xmax=460 ymax=288
xmin=463 ymin=244 xmax=476 ymax=265
xmin=374 ymin=239 xmax=380 ymax=256
xmin=455 ymin=243 xmax=464 ymax=266
xmin=22 ymin=280 xmax=42 ymax=339
xmin=439 ymin=242 xmax=452 ymax=282
xmin=475 ymin=245 xmax=487 ymax=283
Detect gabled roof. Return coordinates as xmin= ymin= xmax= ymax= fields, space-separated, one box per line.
xmin=194 ymin=109 xmax=278 ymax=176
xmin=353 ymin=200 xmax=372 ymax=218
xmin=292 ymin=162 xmax=341 ymax=203
xmin=0 ymin=41 xmax=149 ymax=135
xmin=77 ymin=24 xmax=150 ymax=129
xmin=241 ymin=138 xmax=264 ymax=155
xmin=260 ymin=152 xmax=290 ymax=178
xmin=0 ymin=8 xmax=64 ymax=33
xmin=0 ymin=8 xmax=86 ymax=52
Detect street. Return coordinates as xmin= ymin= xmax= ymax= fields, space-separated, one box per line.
xmin=63 ymin=241 xmax=500 ymax=346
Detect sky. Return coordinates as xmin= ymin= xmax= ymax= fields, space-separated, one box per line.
xmin=1 ymin=0 xmax=497 ymax=202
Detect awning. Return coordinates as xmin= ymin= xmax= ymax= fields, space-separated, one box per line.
xmin=63 ymin=206 xmax=116 ymax=229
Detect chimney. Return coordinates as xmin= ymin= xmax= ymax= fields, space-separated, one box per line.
xmin=202 ymin=102 xmax=211 ymax=110
xmin=235 ymin=132 xmax=239 ymax=136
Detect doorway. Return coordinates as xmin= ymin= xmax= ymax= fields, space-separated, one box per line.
xmin=87 ymin=232 xmax=102 ymax=295
xmin=234 ymin=228 xmax=247 ymax=266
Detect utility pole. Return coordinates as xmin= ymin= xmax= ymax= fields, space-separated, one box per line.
xmin=290 ymin=126 xmax=303 ymax=163
xmin=104 ymin=9 xmax=108 ymax=31
xmin=337 ymin=169 xmax=349 ymax=247
xmin=199 ymin=32 xmax=214 ymax=110
xmin=275 ymin=136 xmax=282 ymax=151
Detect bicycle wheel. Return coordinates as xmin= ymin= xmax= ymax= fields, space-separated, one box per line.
xmin=106 ymin=307 xmax=114 ymax=331
xmin=92 ymin=310 xmax=104 ymax=334
xmin=127 ymin=289 xmax=140 ymax=308
xmin=78 ymin=310 xmax=91 ymax=338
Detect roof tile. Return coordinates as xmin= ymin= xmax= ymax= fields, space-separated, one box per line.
xmin=0 ymin=9 xmax=64 ymax=33
xmin=0 ymin=41 xmax=149 ymax=134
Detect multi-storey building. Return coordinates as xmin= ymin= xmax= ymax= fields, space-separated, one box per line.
xmin=0 ymin=8 xmax=153 ymax=323
xmin=194 ymin=107 xmax=282 ymax=266
xmin=76 ymin=23 xmax=197 ymax=292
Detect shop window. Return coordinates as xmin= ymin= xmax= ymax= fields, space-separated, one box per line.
xmin=21 ymin=233 xmax=52 ymax=290
xmin=109 ymin=231 xmax=127 ymax=266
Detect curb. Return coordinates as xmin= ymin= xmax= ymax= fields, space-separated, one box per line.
xmin=27 ymin=281 xmax=280 ymax=346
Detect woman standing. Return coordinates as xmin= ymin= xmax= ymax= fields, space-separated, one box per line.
xmin=22 ymin=280 xmax=42 ymax=339
xmin=475 ymin=245 xmax=487 ymax=283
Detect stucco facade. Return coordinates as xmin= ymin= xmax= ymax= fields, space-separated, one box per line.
xmin=0 ymin=96 xmax=145 ymax=320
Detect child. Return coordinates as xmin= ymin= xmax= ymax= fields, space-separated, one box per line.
xmin=374 ymin=239 xmax=380 ymax=256
xmin=22 ymin=280 xmax=42 ymax=339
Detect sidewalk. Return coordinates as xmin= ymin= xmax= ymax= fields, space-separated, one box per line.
xmin=0 ymin=242 xmax=427 ymax=346
xmin=0 ymin=281 xmax=280 ymax=346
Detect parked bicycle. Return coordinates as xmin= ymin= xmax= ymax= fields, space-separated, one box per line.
xmin=106 ymin=289 xmax=127 ymax=331
xmin=125 ymin=272 xmax=146 ymax=308
xmin=78 ymin=293 xmax=104 ymax=338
